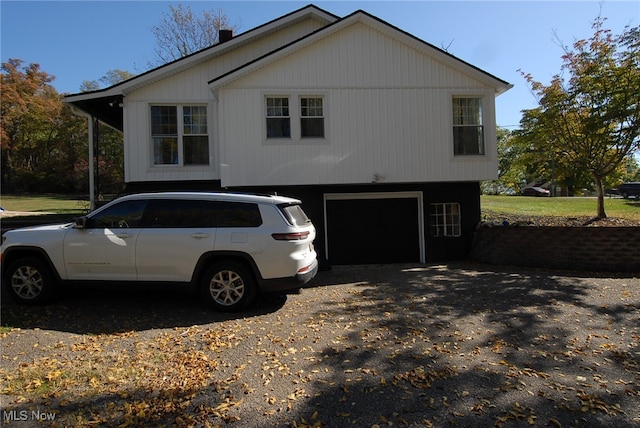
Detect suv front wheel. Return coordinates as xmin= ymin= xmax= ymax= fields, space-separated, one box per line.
xmin=5 ymin=257 xmax=56 ymax=305
xmin=201 ymin=262 xmax=256 ymax=312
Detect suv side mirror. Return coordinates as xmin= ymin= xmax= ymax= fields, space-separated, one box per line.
xmin=74 ymin=216 xmax=88 ymax=229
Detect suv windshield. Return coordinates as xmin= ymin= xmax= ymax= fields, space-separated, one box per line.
xmin=279 ymin=204 xmax=311 ymax=226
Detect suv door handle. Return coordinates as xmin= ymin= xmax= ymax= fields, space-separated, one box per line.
xmin=191 ymin=233 xmax=210 ymax=239
xmin=115 ymin=233 xmax=134 ymax=239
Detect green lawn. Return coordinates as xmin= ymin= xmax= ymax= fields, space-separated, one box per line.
xmin=1 ymin=194 xmax=638 ymax=222
xmin=0 ymin=194 xmax=89 ymax=214
xmin=481 ymin=195 xmax=640 ymax=221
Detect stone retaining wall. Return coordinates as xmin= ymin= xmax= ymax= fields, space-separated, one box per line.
xmin=470 ymin=226 xmax=640 ymax=273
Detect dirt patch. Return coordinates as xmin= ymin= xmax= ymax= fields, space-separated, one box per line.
xmin=1 ymin=264 xmax=639 ymax=427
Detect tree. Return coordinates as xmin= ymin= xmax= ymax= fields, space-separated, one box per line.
xmin=482 ymin=124 xmax=587 ymax=196
xmin=622 ymin=156 xmax=640 ymax=182
xmin=510 ymin=108 xmax=593 ymax=196
xmin=520 ymin=17 xmax=640 ymax=217
xmin=482 ymin=127 xmax=520 ymax=194
xmin=0 ymin=60 xmax=128 ymax=194
xmin=150 ymin=3 xmax=239 ymax=65
xmin=81 ymin=69 xmax=136 ymax=91
xmin=0 ymin=59 xmax=82 ymax=192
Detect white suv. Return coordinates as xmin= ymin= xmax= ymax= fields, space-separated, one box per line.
xmin=1 ymin=192 xmax=318 ymax=311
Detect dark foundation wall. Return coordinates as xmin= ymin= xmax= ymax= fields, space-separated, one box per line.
xmin=125 ymin=180 xmax=481 ymax=265
xmin=423 ymin=181 xmax=481 ymax=262
xmin=471 ymin=226 xmax=640 ymax=273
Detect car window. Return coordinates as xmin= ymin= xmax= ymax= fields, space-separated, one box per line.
xmin=279 ymin=204 xmax=311 ymax=226
xmin=89 ymin=200 xmax=148 ymax=228
xmin=216 ymin=202 xmax=262 ymax=227
xmin=143 ymin=199 xmax=216 ymax=228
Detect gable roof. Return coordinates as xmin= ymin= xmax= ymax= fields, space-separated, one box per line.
xmin=64 ymin=5 xmax=511 ymax=130
xmin=209 ymin=9 xmax=512 ymax=94
xmin=63 ymin=4 xmax=338 ymax=130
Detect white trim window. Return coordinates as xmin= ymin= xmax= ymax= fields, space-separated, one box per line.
xmin=300 ymin=96 xmax=324 ymax=138
xmin=266 ymin=97 xmax=291 ymax=139
xmin=430 ymin=202 xmax=461 ymax=237
xmin=452 ymin=97 xmax=484 ymax=156
xmin=151 ymin=105 xmax=209 ymax=166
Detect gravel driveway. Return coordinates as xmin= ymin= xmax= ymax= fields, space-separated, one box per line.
xmin=1 ymin=263 xmax=639 ymax=427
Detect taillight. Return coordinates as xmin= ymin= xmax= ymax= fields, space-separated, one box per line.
xmin=272 ymin=231 xmax=310 ymax=241
xmin=298 ymin=264 xmax=313 ymax=273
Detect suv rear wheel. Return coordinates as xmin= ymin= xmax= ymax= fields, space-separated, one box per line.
xmin=5 ymin=257 xmax=56 ymax=305
xmin=201 ymin=262 xmax=256 ymax=312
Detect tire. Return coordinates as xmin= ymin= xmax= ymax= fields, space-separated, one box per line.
xmin=201 ymin=262 xmax=257 ymax=312
xmin=5 ymin=257 xmax=56 ymax=305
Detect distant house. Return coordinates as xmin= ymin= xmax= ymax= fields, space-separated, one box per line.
xmin=64 ymin=5 xmax=512 ymax=266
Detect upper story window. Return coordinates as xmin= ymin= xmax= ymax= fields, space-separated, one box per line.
xmin=151 ymin=105 xmax=209 ymax=166
xmin=266 ymin=97 xmax=291 ymax=139
xmin=265 ymin=95 xmax=326 ymax=141
xmin=452 ymin=97 xmax=484 ymax=156
xmin=300 ymin=97 xmax=324 ymax=138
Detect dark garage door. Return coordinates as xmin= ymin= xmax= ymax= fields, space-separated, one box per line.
xmin=325 ymin=197 xmax=420 ymax=264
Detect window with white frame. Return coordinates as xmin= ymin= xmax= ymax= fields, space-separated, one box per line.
xmin=300 ymin=97 xmax=324 ymax=138
xmin=151 ymin=105 xmax=209 ymax=166
xmin=430 ymin=203 xmax=461 ymax=237
xmin=452 ymin=97 xmax=484 ymax=155
xmin=266 ymin=97 xmax=291 ymax=139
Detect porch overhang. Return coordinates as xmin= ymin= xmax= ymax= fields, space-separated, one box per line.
xmin=64 ymin=93 xmax=124 ymax=131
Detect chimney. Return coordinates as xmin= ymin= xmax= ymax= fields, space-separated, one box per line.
xmin=219 ymin=29 xmax=233 ymax=44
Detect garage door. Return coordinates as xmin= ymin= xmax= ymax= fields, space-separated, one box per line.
xmin=324 ymin=192 xmax=424 ymax=264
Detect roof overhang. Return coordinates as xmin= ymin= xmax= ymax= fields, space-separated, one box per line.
xmin=65 ymin=90 xmax=124 ymax=130
xmin=63 ymin=4 xmax=338 ymax=129
xmin=64 ymin=5 xmax=512 ymax=128
xmin=209 ymin=10 xmax=512 ymax=96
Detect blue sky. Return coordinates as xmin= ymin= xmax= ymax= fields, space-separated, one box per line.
xmin=2 ymin=1 xmax=638 ymax=129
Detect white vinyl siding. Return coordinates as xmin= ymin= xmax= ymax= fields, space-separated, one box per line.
xmin=121 ymin=13 xmax=505 ymax=186
xmin=121 ymin=15 xmax=329 ymax=183
xmin=216 ymin=20 xmax=499 ymax=186
xmin=230 ymin=22 xmax=486 ymax=90
xmin=219 ymin=86 xmax=496 ymax=186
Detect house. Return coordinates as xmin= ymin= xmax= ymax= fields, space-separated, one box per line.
xmin=64 ymin=5 xmax=512 ymax=266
